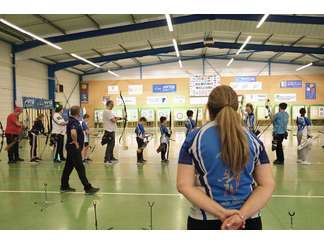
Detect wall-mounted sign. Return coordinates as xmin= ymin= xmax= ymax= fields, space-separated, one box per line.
xmin=152 ymin=84 xmax=176 ymax=93
xmin=147 ymin=96 xmax=168 ymax=105
xmin=173 ymin=95 xmax=185 ymax=104
xmin=22 ymin=97 xmax=54 ymax=109
xmin=157 ymin=108 xmax=171 ymax=118
xmin=127 ymin=108 xmax=139 ymax=122
xmin=128 ymin=85 xmax=143 ymax=95
xmin=174 ymin=108 xmax=187 ymax=122
xmin=80 ymin=82 xmax=89 ymax=103
xmin=230 ymin=82 xmax=262 ymax=91
xmin=140 ymin=109 xmax=155 ymax=121
xmin=189 ymin=75 xmax=221 ymax=97
xmin=116 ymin=96 xmax=136 ymax=106
xmin=108 ymin=85 xmax=119 ymax=94
xmin=305 ymin=82 xmax=316 ymax=100
xmin=234 ymin=76 xmax=257 ymax=83
xmin=245 ymin=94 xmax=267 ymax=102
xmin=310 ymin=106 xmax=324 ymax=119
xmin=189 ymin=97 xmax=208 ymax=105
xmin=274 ymin=93 xmax=297 ymax=102
xmin=280 ymin=80 xmax=302 ymax=88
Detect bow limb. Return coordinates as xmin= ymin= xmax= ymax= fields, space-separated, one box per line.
xmin=118 ymin=91 xmax=128 ymax=146
xmin=195 ymin=108 xmax=199 ymax=128
xmin=0 ymin=121 xmax=4 ymax=153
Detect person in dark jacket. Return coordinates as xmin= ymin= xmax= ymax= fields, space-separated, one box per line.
xmin=29 ymin=114 xmax=46 ymax=162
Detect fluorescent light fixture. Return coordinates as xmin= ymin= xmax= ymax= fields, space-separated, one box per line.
xmin=296 ymin=62 xmax=313 ymax=71
xmin=108 ymin=70 xmax=120 ymax=77
xmin=0 ymin=18 xmax=62 ymax=50
xmin=70 ymin=53 xmax=101 ymax=68
xmin=256 ymin=14 xmax=270 ymax=29
xmin=227 ymin=58 xmax=234 ymax=67
xmin=172 ymin=39 xmax=180 ymax=57
xmin=178 ymin=59 xmax=183 ymax=68
xmin=236 ymin=36 xmax=252 ymax=55
xmin=165 ymin=14 xmax=173 ymax=32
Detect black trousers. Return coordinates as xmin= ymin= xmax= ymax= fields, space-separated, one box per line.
xmin=28 ymin=132 xmax=38 ymax=159
xmin=187 ymin=216 xmax=262 ymax=230
xmin=5 ymin=134 xmax=19 ymax=162
xmin=274 ymin=134 xmax=285 ymax=162
xmin=136 ymin=137 xmax=145 ymax=161
xmin=161 ymin=143 xmax=167 ymax=160
xmin=61 ymin=144 xmax=91 ymax=190
xmin=104 ymin=131 xmax=115 ymax=162
xmin=53 ymin=134 xmax=65 ymax=161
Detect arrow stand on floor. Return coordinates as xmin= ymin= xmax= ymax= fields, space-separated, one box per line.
xmin=93 ymin=201 xmax=113 ymax=230
xmin=288 ymin=210 xmax=296 ymax=229
xmin=142 ymin=201 xmax=155 ymax=230
xmin=33 ymin=183 xmax=63 ymax=212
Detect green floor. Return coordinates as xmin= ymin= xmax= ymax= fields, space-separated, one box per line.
xmin=0 ymin=128 xmax=323 ymax=229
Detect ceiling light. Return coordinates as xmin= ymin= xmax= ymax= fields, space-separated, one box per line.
xmin=236 ymin=36 xmax=252 ymax=55
xmin=0 ymin=18 xmax=62 ymax=50
xmin=227 ymin=58 xmax=234 ymax=67
xmin=256 ymin=14 xmax=270 ymax=29
xmin=178 ymin=59 xmax=183 ymax=68
xmin=108 ymin=70 xmax=120 ymax=77
xmin=70 ymin=53 xmax=100 ymax=68
xmin=165 ymin=14 xmax=173 ymax=32
xmin=296 ymin=62 xmax=313 ymax=71
xmin=172 ymin=39 xmax=180 ymax=57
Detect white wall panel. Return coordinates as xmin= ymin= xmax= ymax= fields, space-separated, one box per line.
xmin=0 ymin=41 xmax=13 ymax=127
xmin=55 ymin=70 xmax=80 ymax=108
xmin=16 ymin=59 xmax=48 ymax=106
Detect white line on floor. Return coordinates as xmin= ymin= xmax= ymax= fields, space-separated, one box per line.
xmin=0 ymin=190 xmax=324 ymax=199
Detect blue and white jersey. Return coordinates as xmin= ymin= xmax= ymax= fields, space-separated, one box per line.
xmin=135 ymin=123 xmax=145 ymax=138
xmin=160 ymin=124 xmax=171 ymax=144
xmin=244 ymin=112 xmax=255 ymax=131
xmin=178 ymin=121 xmax=270 ymax=220
xmin=184 ymin=118 xmax=196 ymax=135
xmin=296 ymin=116 xmax=311 ymax=133
xmin=81 ymin=120 xmax=89 ymax=143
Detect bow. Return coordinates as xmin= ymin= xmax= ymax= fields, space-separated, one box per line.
xmin=166 ymin=111 xmax=172 ymax=160
xmin=118 ymin=91 xmax=128 ymax=148
xmin=258 ymin=99 xmax=273 ymax=138
xmin=0 ymin=121 xmax=4 ymax=153
xmin=195 ymin=108 xmax=199 ymax=128
xmin=239 ymin=95 xmax=245 ymax=123
xmin=40 ymin=109 xmax=52 ymax=158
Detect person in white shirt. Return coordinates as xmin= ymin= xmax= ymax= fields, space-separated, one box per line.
xmin=101 ymin=100 xmax=124 ymax=165
xmin=52 ymin=105 xmax=67 ymax=163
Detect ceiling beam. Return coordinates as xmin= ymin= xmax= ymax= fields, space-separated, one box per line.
xmin=119 ymin=44 xmax=142 ymax=65
xmin=247 ymin=33 xmax=273 ymax=60
xmin=130 ymin=14 xmax=137 ymax=24
xmin=51 ymin=40 xmax=324 ymax=71
xmin=33 ymin=14 xmax=66 ymax=34
xmin=289 ymin=44 xmax=324 ymax=62
xmin=85 ymin=15 xmax=100 ymax=29
xmin=226 ymin=32 xmax=242 ymax=56
xmin=0 ymin=26 xmax=29 ymax=42
xmin=147 ymin=40 xmax=162 ymax=62
xmin=14 ymin=14 xmax=324 ymax=53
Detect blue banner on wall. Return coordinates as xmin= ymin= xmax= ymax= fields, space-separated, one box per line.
xmin=305 ymin=82 xmax=316 ymax=100
xmin=280 ymin=80 xmax=302 ymax=88
xmin=234 ymin=76 xmax=257 ymax=83
xmin=153 ymin=84 xmax=177 ymax=93
xmin=22 ymin=97 xmax=54 ymax=109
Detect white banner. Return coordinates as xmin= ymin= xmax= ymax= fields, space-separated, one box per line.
xmin=173 ymin=95 xmax=186 ymax=104
xmin=230 ymin=82 xmax=262 ymax=91
xmin=140 ymin=109 xmax=155 ymax=121
xmin=128 ymin=85 xmax=143 ymax=95
xmin=189 ymin=75 xmax=221 ymax=97
xmin=108 ymin=85 xmax=119 ymax=94
xmin=274 ymin=93 xmax=297 ymax=102
xmin=245 ymin=94 xmax=267 ymax=102
xmin=147 ymin=96 xmax=168 ymax=105
xmin=116 ymin=96 xmax=137 ymax=105
xmin=189 ymin=97 xmax=208 ymax=105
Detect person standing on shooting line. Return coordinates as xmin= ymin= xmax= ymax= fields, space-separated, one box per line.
xmin=60 ymin=105 xmax=100 ymax=194
xmin=52 ymin=105 xmax=67 ymax=163
xmin=102 ymin=100 xmax=124 ymax=165
xmin=5 ymin=107 xmax=24 ymax=164
xmin=184 ymin=110 xmax=196 ymax=136
xmin=177 ymin=85 xmax=275 ymax=230
xmin=157 ymin=116 xmax=171 ymax=163
xmin=29 ymin=113 xmax=45 ymax=163
xmin=296 ymin=108 xmax=312 ymax=165
xmin=272 ymin=103 xmax=289 ymax=165
xmin=244 ymin=103 xmax=259 ymax=136
xmin=81 ymin=114 xmax=91 ymax=164
xmin=135 ymin=117 xmax=149 ymax=165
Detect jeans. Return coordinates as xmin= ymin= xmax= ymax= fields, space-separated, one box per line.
xmin=53 ymin=134 xmax=65 ymax=161
xmin=5 ymin=134 xmax=20 ymax=162
xmin=274 ymin=133 xmax=285 ymax=162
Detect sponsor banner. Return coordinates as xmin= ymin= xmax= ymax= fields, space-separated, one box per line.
xmin=274 ymin=93 xmax=297 ymax=102
xmin=108 ymin=85 xmax=119 ymax=94
xmin=80 ymin=82 xmax=89 ymax=103
xmin=173 ymin=95 xmax=186 ymax=104
xmin=116 ymin=96 xmax=136 ymax=106
xmin=147 ymin=96 xmax=168 ymax=105
xmin=189 ymin=97 xmax=208 ymax=105
xmin=305 ymin=82 xmax=316 ymax=100
xmin=189 ymin=75 xmax=221 ymax=97
xmin=128 ymin=85 xmax=143 ymax=95
xmin=234 ymin=76 xmax=257 ymax=83
xmin=152 ymin=84 xmax=176 ymax=93
xmin=157 ymin=108 xmax=171 ymax=118
xmin=280 ymin=80 xmax=302 ymax=88
xmin=22 ymin=97 xmax=54 ymax=109
xmin=230 ymin=82 xmax=262 ymax=91
xmin=245 ymin=94 xmax=267 ymax=102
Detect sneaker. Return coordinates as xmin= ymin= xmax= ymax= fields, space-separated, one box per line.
xmin=301 ymin=161 xmax=311 ymax=165
xmin=8 ymin=160 xmax=16 ymax=164
xmin=142 ymin=159 xmax=147 ymax=162
xmin=30 ymin=158 xmax=39 ymax=163
xmin=85 ymin=186 xmax=100 ymax=195
xmin=104 ymin=161 xmax=113 ymax=166
xmin=273 ymin=160 xmax=284 ymax=165
xmin=16 ymin=158 xmax=24 ymax=162
xmin=111 ymin=157 xmax=118 ymax=162
xmin=35 ymin=157 xmax=42 ymax=161
xmin=60 ymin=187 xmax=76 ymax=193
xmin=61 ymin=157 xmax=66 ymax=161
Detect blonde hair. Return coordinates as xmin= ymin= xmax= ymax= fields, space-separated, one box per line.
xmin=207 ymin=85 xmax=250 ymax=175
